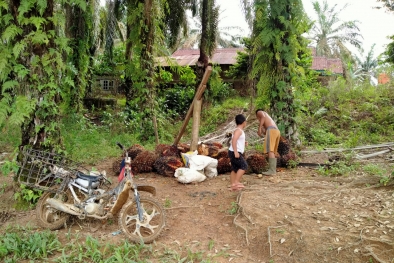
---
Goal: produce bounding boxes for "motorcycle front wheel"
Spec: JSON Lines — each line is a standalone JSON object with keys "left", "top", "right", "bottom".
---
{"left": 36, "top": 190, "right": 72, "bottom": 230}
{"left": 118, "top": 196, "right": 165, "bottom": 243}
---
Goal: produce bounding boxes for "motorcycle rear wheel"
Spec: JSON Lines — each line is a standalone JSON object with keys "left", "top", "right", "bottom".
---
{"left": 36, "top": 190, "right": 72, "bottom": 230}
{"left": 118, "top": 196, "right": 165, "bottom": 243}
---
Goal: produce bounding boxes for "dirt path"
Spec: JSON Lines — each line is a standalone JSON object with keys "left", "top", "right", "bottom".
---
{"left": 1, "top": 156, "right": 393, "bottom": 263}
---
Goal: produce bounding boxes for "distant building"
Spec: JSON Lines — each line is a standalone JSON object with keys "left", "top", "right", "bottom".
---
{"left": 378, "top": 73, "right": 390, "bottom": 84}
{"left": 96, "top": 47, "right": 344, "bottom": 92}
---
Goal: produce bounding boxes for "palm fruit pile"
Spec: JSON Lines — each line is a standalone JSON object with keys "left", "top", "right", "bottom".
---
{"left": 279, "top": 151, "right": 297, "bottom": 167}
{"left": 161, "top": 144, "right": 181, "bottom": 158}
{"left": 153, "top": 156, "right": 184, "bottom": 177}
{"left": 277, "top": 136, "right": 291, "bottom": 156}
{"left": 217, "top": 157, "right": 232, "bottom": 174}
{"left": 277, "top": 136, "right": 297, "bottom": 167}
{"left": 155, "top": 144, "right": 171, "bottom": 156}
{"left": 112, "top": 157, "right": 123, "bottom": 175}
{"left": 127, "top": 144, "right": 144, "bottom": 159}
{"left": 131, "top": 150, "right": 157, "bottom": 173}
{"left": 197, "top": 142, "right": 224, "bottom": 158}
{"left": 177, "top": 143, "right": 191, "bottom": 153}
{"left": 245, "top": 152, "right": 268, "bottom": 173}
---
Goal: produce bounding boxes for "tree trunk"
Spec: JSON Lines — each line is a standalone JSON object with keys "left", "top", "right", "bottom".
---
{"left": 142, "top": 0, "right": 159, "bottom": 144}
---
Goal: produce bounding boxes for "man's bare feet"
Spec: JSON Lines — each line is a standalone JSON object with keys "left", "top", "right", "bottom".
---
{"left": 228, "top": 183, "right": 245, "bottom": 191}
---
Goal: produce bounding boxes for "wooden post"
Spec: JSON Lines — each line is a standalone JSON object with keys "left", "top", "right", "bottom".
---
{"left": 190, "top": 99, "right": 202, "bottom": 151}
{"left": 173, "top": 66, "right": 212, "bottom": 146}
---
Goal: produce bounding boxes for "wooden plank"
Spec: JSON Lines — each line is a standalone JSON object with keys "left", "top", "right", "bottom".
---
{"left": 301, "top": 143, "right": 394, "bottom": 154}
{"left": 173, "top": 66, "right": 212, "bottom": 146}
{"left": 356, "top": 147, "right": 393, "bottom": 160}
{"left": 190, "top": 99, "right": 202, "bottom": 151}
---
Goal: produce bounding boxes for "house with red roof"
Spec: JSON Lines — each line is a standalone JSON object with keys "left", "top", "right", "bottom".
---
{"left": 97, "top": 47, "right": 343, "bottom": 93}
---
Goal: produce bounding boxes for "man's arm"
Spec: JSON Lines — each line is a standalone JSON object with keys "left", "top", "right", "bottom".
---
{"left": 257, "top": 113, "right": 266, "bottom": 137}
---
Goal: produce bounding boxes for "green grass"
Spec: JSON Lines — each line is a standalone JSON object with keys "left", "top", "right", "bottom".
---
{"left": 0, "top": 225, "right": 224, "bottom": 262}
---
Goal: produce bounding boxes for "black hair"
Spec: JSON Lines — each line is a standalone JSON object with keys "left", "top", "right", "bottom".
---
{"left": 255, "top": 109, "right": 264, "bottom": 115}
{"left": 235, "top": 114, "right": 246, "bottom": 125}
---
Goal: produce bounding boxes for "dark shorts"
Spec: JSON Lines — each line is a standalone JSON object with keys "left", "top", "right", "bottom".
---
{"left": 228, "top": 150, "right": 248, "bottom": 172}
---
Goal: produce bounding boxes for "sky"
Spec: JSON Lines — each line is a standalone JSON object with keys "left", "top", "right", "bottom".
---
{"left": 216, "top": 0, "right": 394, "bottom": 57}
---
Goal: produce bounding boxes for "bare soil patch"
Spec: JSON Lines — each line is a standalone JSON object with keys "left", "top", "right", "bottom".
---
{"left": 0, "top": 153, "right": 393, "bottom": 263}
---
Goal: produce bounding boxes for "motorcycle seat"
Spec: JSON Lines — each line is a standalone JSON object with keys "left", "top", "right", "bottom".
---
{"left": 76, "top": 172, "right": 102, "bottom": 182}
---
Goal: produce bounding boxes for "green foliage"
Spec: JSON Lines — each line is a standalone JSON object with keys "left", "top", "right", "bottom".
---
{"left": 317, "top": 153, "right": 357, "bottom": 177}
{"left": 199, "top": 97, "right": 249, "bottom": 136}
{"left": 0, "top": 160, "right": 19, "bottom": 176}
{"left": 164, "top": 198, "right": 172, "bottom": 208}
{"left": 251, "top": 0, "right": 312, "bottom": 137}
{"left": 158, "top": 84, "right": 195, "bottom": 119}
{"left": 60, "top": 113, "right": 138, "bottom": 164}
{"left": 56, "top": 235, "right": 151, "bottom": 263}
{"left": 297, "top": 78, "right": 394, "bottom": 147}
{"left": 228, "top": 201, "right": 238, "bottom": 215}
{"left": 0, "top": 226, "right": 61, "bottom": 261}
{"left": 14, "top": 184, "right": 42, "bottom": 207}
{"left": 205, "top": 65, "right": 235, "bottom": 105}
{"left": 363, "top": 164, "right": 393, "bottom": 186}
{"left": 93, "top": 45, "right": 126, "bottom": 76}
{"left": 383, "top": 35, "right": 394, "bottom": 64}
{"left": 226, "top": 38, "right": 252, "bottom": 80}
{"left": 0, "top": 0, "right": 71, "bottom": 150}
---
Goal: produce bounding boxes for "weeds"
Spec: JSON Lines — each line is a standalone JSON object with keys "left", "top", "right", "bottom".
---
{"left": 228, "top": 201, "right": 238, "bottom": 215}
{"left": 0, "top": 226, "right": 61, "bottom": 261}
{"left": 164, "top": 198, "right": 172, "bottom": 208}
{"left": 208, "top": 239, "right": 215, "bottom": 250}
{"left": 13, "top": 184, "right": 42, "bottom": 209}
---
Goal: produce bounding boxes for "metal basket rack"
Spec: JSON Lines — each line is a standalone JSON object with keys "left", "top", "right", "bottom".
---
{"left": 16, "top": 148, "right": 86, "bottom": 193}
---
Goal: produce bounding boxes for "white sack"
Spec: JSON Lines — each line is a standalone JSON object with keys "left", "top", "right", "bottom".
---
{"left": 181, "top": 150, "right": 198, "bottom": 168}
{"left": 174, "top": 167, "right": 206, "bottom": 184}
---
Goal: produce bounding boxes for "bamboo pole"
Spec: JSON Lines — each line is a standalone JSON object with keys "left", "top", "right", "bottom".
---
{"left": 190, "top": 99, "right": 202, "bottom": 151}
{"left": 173, "top": 66, "right": 212, "bottom": 146}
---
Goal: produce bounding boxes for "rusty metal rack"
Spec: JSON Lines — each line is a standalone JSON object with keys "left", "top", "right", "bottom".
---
{"left": 16, "top": 148, "right": 85, "bottom": 193}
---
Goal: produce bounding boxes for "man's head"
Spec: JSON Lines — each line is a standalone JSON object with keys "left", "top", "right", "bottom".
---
{"left": 255, "top": 109, "right": 264, "bottom": 115}
{"left": 235, "top": 114, "right": 246, "bottom": 125}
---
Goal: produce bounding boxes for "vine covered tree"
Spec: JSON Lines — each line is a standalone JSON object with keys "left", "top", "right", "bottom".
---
{"left": 0, "top": 0, "right": 70, "bottom": 151}
{"left": 65, "top": 0, "right": 101, "bottom": 112}
{"left": 251, "top": 0, "right": 311, "bottom": 143}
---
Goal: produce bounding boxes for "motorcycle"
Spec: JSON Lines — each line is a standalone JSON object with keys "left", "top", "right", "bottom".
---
{"left": 16, "top": 143, "right": 165, "bottom": 244}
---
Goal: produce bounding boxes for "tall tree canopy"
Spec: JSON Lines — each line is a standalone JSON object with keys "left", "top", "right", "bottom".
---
{"left": 308, "top": 0, "right": 362, "bottom": 57}
{"left": 251, "top": 0, "right": 311, "bottom": 142}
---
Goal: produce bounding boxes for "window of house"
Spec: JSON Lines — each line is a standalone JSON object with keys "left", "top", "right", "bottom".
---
{"left": 102, "top": 80, "right": 114, "bottom": 91}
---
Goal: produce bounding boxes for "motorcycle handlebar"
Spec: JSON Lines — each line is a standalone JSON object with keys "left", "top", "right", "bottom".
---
{"left": 116, "top": 142, "right": 124, "bottom": 150}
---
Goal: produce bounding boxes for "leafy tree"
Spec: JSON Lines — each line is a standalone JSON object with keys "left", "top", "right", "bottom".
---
{"left": 375, "top": 1, "right": 394, "bottom": 64}
{"left": 376, "top": 0, "right": 394, "bottom": 12}
{"left": 384, "top": 35, "right": 394, "bottom": 64}
{"left": 64, "top": 0, "right": 101, "bottom": 112}
{"left": 308, "top": 0, "right": 362, "bottom": 57}
{"left": 250, "top": 0, "right": 312, "bottom": 143}
{"left": 177, "top": 17, "right": 243, "bottom": 49}
{"left": 0, "top": 0, "right": 69, "bottom": 150}
{"left": 354, "top": 44, "right": 378, "bottom": 83}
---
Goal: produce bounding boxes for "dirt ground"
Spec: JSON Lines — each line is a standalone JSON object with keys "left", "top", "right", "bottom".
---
{"left": 1, "top": 151, "right": 393, "bottom": 263}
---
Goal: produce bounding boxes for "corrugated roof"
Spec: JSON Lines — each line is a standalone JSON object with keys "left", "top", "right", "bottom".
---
{"left": 156, "top": 48, "right": 244, "bottom": 67}
{"left": 157, "top": 48, "right": 343, "bottom": 74}
{"left": 311, "top": 56, "right": 343, "bottom": 74}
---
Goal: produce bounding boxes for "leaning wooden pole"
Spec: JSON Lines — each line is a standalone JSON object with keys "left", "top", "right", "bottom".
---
{"left": 190, "top": 99, "right": 202, "bottom": 151}
{"left": 173, "top": 66, "right": 212, "bottom": 146}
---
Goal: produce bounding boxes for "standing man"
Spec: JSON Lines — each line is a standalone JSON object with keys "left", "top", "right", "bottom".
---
{"left": 256, "top": 109, "right": 280, "bottom": 175}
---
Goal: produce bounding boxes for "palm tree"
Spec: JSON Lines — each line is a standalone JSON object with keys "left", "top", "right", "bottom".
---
{"left": 353, "top": 44, "right": 379, "bottom": 84}
{"left": 176, "top": 16, "right": 243, "bottom": 50}
{"left": 308, "top": 0, "right": 363, "bottom": 58}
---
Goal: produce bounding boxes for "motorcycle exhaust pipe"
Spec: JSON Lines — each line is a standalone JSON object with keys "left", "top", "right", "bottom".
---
{"left": 46, "top": 198, "right": 82, "bottom": 216}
